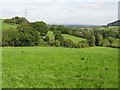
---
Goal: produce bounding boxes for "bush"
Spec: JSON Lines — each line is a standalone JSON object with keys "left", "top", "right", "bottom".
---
{"left": 54, "top": 40, "right": 60, "bottom": 47}
{"left": 64, "top": 39, "right": 75, "bottom": 48}
{"left": 44, "top": 36, "right": 50, "bottom": 42}
{"left": 78, "top": 41, "right": 89, "bottom": 48}
{"left": 108, "top": 37, "right": 115, "bottom": 43}
{"left": 102, "top": 39, "right": 110, "bottom": 47}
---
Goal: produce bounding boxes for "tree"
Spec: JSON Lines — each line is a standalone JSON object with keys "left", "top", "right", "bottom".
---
{"left": 78, "top": 41, "right": 89, "bottom": 48}
{"left": 108, "top": 37, "right": 115, "bottom": 43}
{"left": 96, "top": 34, "right": 103, "bottom": 46}
{"left": 30, "top": 21, "right": 49, "bottom": 36}
{"left": 54, "top": 40, "right": 60, "bottom": 47}
{"left": 88, "top": 35, "right": 95, "bottom": 46}
{"left": 16, "top": 24, "right": 42, "bottom": 46}
{"left": 102, "top": 39, "right": 110, "bottom": 47}
{"left": 44, "top": 36, "right": 50, "bottom": 42}
{"left": 16, "top": 17, "right": 29, "bottom": 24}
{"left": 57, "top": 25, "right": 67, "bottom": 34}
{"left": 53, "top": 30, "right": 64, "bottom": 44}
{"left": 64, "top": 39, "right": 75, "bottom": 48}
{"left": 50, "top": 25, "right": 57, "bottom": 31}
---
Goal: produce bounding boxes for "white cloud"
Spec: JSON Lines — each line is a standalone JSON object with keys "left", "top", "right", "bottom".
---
{"left": 0, "top": 1, "right": 118, "bottom": 25}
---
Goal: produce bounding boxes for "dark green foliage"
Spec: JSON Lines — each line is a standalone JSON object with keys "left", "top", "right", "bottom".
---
{"left": 50, "top": 25, "right": 57, "bottom": 31}
{"left": 78, "top": 41, "right": 89, "bottom": 48}
{"left": 108, "top": 37, "right": 115, "bottom": 43}
{"left": 16, "top": 17, "right": 29, "bottom": 25}
{"left": 44, "top": 36, "right": 50, "bottom": 42}
{"left": 96, "top": 34, "right": 103, "bottom": 46}
{"left": 64, "top": 39, "right": 75, "bottom": 48}
{"left": 30, "top": 21, "right": 49, "bottom": 36}
{"left": 4, "top": 16, "right": 29, "bottom": 25}
{"left": 88, "top": 35, "right": 96, "bottom": 46}
{"left": 54, "top": 40, "right": 60, "bottom": 47}
{"left": 57, "top": 25, "right": 68, "bottom": 34}
{"left": 2, "top": 29, "right": 18, "bottom": 46}
{"left": 2, "top": 25, "right": 42, "bottom": 46}
{"left": 102, "top": 39, "right": 110, "bottom": 47}
{"left": 4, "top": 19, "right": 16, "bottom": 24}
{"left": 53, "top": 30, "right": 64, "bottom": 44}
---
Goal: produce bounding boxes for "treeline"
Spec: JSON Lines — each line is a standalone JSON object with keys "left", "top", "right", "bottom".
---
{"left": 50, "top": 25, "right": 120, "bottom": 48}
{"left": 1, "top": 16, "right": 120, "bottom": 48}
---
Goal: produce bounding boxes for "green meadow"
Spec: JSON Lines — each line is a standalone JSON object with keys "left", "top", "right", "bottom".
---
{"left": 97, "top": 26, "right": 119, "bottom": 31}
{"left": 2, "top": 47, "right": 118, "bottom": 88}
{"left": 47, "top": 31, "right": 86, "bottom": 43}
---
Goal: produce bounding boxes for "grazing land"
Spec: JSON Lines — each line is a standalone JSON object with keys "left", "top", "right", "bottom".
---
{"left": 97, "top": 26, "right": 119, "bottom": 31}
{"left": 47, "top": 31, "right": 86, "bottom": 43}
{"left": 2, "top": 47, "right": 118, "bottom": 88}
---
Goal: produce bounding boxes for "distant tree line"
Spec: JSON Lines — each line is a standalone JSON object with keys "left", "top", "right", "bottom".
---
{"left": 1, "top": 16, "right": 120, "bottom": 48}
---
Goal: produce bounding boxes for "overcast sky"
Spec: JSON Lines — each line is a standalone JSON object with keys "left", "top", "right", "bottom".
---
{"left": 0, "top": 0, "right": 119, "bottom": 25}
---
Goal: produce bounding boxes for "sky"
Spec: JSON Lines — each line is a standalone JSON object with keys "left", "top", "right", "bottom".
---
{"left": 0, "top": 0, "right": 119, "bottom": 25}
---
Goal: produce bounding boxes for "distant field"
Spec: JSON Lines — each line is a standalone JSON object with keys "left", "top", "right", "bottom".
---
{"left": 2, "top": 47, "right": 118, "bottom": 88}
{"left": 97, "top": 26, "right": 119, "bottom": 31}
{"left": 0, "top": 19, "right": 17, "bottom": 31}
{"left": 47, "top": 31, "right": 86, "bottom": 43}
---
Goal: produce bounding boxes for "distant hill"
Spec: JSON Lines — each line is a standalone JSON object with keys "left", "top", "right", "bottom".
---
{"left": 107, "top": 20, "right": 120, "bottom": 26}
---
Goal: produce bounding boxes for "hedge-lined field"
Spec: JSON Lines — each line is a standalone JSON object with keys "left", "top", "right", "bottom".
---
{"left": 47, "top": 31, "right": 86, "bottom": 43}
{"left": 2, "top": 47, "right": 118, "bottom": 88}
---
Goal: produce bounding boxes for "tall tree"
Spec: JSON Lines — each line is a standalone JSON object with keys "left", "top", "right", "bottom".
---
{"left": 88, "top": 35, "right": 95, "bottom": 46}
{"left": 96, "top": 34, "right": 103, "bottom": 46}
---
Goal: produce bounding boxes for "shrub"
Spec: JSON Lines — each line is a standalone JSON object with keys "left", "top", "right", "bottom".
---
{"left": 44, "top": 36, "right": 50, "bottom": 42}
{"left": 54, "top": 40, "right": 60, "bottom": 47}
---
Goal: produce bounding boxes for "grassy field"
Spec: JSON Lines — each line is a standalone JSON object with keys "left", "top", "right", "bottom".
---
{"left": 47, "top": 31, "right": 86, "bottom": 43}
{"left": 97, "top": 26, "right": 119, "bottom": 31}
{"left": 2, "top": 47, "right": 118, "bottom": 88}
{"left": 0, "top": 19, "right": 17, "bottom": 31}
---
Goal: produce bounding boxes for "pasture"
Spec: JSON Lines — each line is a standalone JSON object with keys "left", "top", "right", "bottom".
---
{"left": 2, "top": 47, "right": 118, "bottom": 88}
{"left": 47, "top": 31, "right": 86, "bottom": 43}
{"left": 97, "top": 26, "right": 119, "bottom": 31}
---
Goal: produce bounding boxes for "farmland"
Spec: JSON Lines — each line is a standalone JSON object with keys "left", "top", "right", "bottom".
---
{"left": 47, "top": 31, "right": 86, "bottom": 43}
{"left": 97, "top": 26, "right": 119, "bottom": 31}
{"left": 2, "top": 47, "right": 118, "bottom": 88}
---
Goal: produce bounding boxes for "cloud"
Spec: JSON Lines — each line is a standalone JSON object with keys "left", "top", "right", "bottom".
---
{"left": 0, "top": 1, "right": 118, "bottom": 25}
{"left": 0, "top": 0, "right": 119, "bottom": 2}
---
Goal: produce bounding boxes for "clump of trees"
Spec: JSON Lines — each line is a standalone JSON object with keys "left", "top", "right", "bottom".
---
{"left": 30, "top": 21, "right": 49, "bottom": 36}
{"left": 4, "top": 16, "right": 29, "bottom": 25}
{"left": 2, "top": 24, "right": 43, "bottom": 46}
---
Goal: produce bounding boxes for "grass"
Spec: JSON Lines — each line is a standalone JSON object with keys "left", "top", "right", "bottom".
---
{"left": 2, "top": 47, "right": 118, "bottom": 88}
{"left": 62, "top": 34, "right": 86, "bottom": 43}
{"left": 97, "top": 26, "right": 119, "bottom": 31}
{"left": 47, "top": 31, "right": 86, "bottom": 43}
{"left": 0, "top": 19, "right": 17, "bottom": 31}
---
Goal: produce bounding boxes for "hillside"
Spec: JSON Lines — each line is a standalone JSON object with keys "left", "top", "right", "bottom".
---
{"left": 107, "top": 20, "right": 120, "bottom": 26}
{"left": 47, "top": 31, "right": 86, "bottom": 43}
{"left": 0, "top": 19, "right": 17, "bottom": 31}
